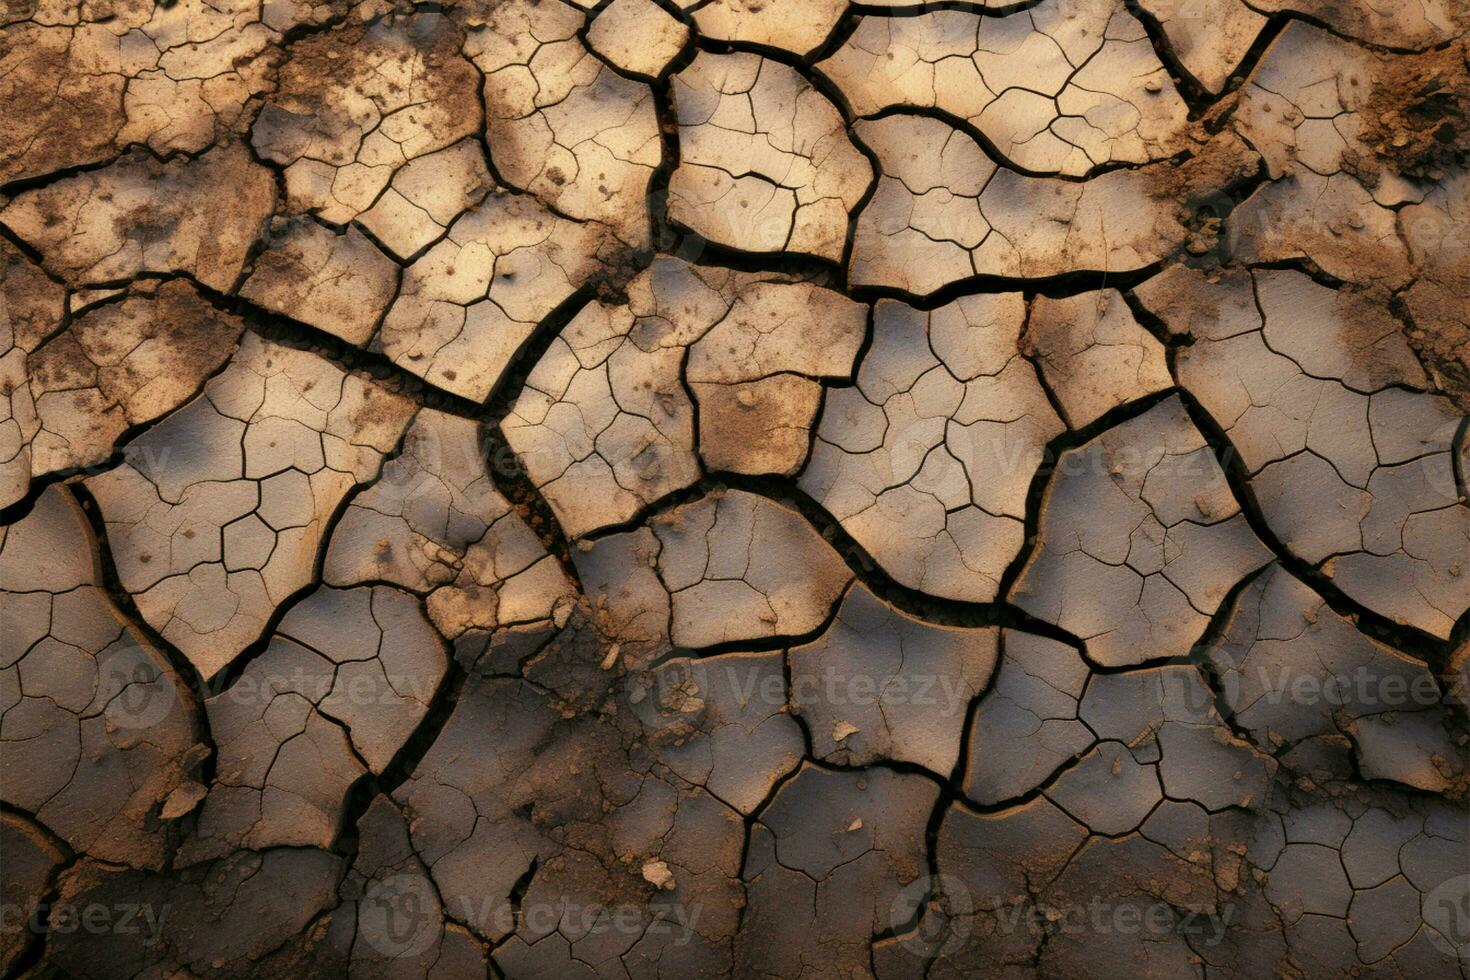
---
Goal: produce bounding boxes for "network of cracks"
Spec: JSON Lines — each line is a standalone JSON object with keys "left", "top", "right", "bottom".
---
{"left": 1, "top": 0, "right": 1469, "bottom": 977}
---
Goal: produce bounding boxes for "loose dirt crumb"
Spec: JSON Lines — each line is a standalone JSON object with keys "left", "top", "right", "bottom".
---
{"left": 1358, "top": 40, "right": 1470, "bottom": 182}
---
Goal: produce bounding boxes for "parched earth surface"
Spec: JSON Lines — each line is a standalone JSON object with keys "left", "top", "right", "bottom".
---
{"left": 1, "top": 1, "right": 1469, "bottom": 978}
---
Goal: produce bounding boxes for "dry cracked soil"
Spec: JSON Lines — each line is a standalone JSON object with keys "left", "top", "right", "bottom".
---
{"left": 1, "top": 0, "right": 1469, "bottom": 977}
